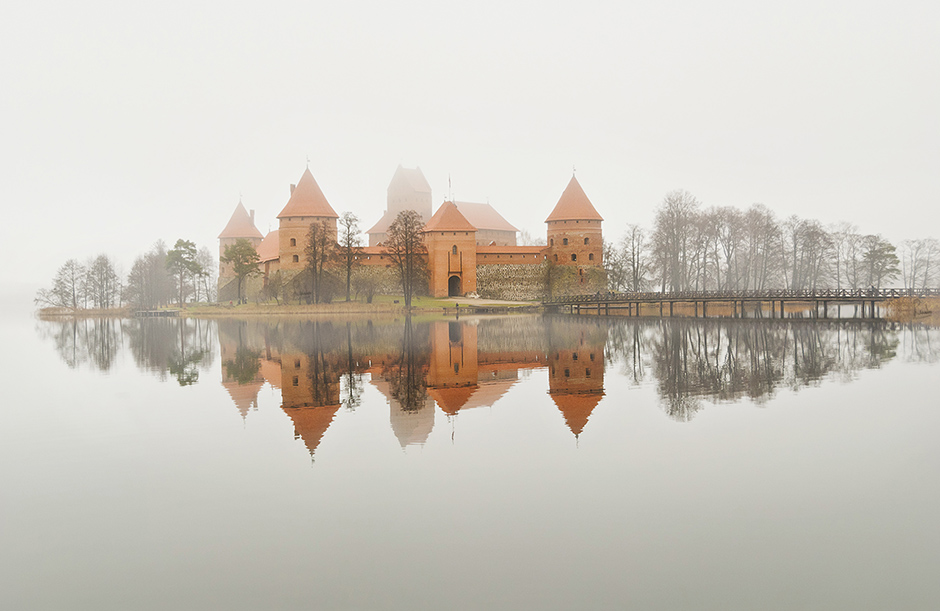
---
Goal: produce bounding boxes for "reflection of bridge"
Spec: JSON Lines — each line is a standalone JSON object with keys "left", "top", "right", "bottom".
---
{"left": 544, "top": 288, "right": 940, "bottom": 318}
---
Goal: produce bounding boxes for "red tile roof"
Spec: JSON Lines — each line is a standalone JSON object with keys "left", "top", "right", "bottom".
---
{"left": 423, "top": 201, "right": 476, "bottom": 232}
{"left": 545, "top": 176, "right": 603, "bottom": 223}
{"left": 218, "top": 201, "right": 263, "bottom": 239}
{"left": 277, "top": 168, "right": 339, "bottom": 219}
{"left": 366, "top": 210, "right": 394, "bottom": 236}
{"left": 551, "top": 391, "right": 604, "bottom": 436}
{"left": 455, "top": 201, "right": 518, "bottom": 232}
{"left": 257, "top": 230, "right": 279, "bottom": 262}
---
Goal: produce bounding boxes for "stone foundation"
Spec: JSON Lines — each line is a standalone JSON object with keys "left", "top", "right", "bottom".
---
{"left": 476, "top": 263, "right": 549, "bottom": 301}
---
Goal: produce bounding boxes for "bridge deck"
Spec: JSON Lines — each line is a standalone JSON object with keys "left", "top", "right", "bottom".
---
{"left": 543, "top": 288, "right": 939, "bottom": 319}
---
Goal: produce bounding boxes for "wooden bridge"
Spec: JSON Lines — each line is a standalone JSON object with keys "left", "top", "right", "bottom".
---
{"left": 543, "top": 288, "right": 940, "bottom": 319}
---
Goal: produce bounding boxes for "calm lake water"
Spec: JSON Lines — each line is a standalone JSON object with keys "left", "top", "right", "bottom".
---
{"left": 3, "top": 312, "right": 939, "bottom": 610}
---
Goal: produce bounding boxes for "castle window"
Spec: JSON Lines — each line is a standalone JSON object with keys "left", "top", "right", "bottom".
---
{"left": 293, "top": 255, "right": 299, "bottom": 263}
{"left": 290, "top": 238, "right": 296, "bottom": 247}
{"left": 589, "top": 253, "right": 594, "bottom": 261}
{"left": 554, "top": 254, "right": 558, "bottom": 262}
{"left": 550, "top": 239, "right": 554, "bottom": 246}
{"left": 586, "top": 369, "right": 591, "bottom": 377}
{"left": 452, "top": 245, "right": 458, "bottom": 255}
{"left": 294, "top": 359, "right": 301, "bottom": 368}
{"left": 590, "top": 353, "right": 595, "bottom": 361}
{"left": 571, "top": 254, "right": 577, "bottom": 261}
{"left": 564, "top": 368, "right": 570, "bottom": 378}
{"left": 584, "top": 237, "right": 589, "bottom": 245}
{"left": 292, "top": 376, "right": 299, "bottom": 386}
{"left": 573, "top": 353, "right": 578, "bottom": 361}
{"left": 563, "top": 238, "right": 568, "bottom": 246}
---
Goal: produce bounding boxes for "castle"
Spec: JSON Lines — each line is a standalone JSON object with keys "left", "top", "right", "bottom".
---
{"left": 218, "top": 165, "right": 606, "bottom": 301}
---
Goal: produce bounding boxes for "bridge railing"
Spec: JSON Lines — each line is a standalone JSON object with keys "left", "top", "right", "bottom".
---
{"left": 543, "top": 288, "right": 940, "bottom": 305}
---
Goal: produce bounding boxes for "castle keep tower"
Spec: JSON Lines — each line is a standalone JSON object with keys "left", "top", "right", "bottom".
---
{"left": 218, "top": 200, "right": 263, "bottom": 282}
{"left": 367, "top": 165, "right": 433, "bottom": 246}
{"left": 277, "top": 168, "right": 339, "bottom": 272}
{"left": 423, "top": 201, "right": 477, "bottom": 297}
{"left": 545, "top": 176, "right": 604, "bottom": 267}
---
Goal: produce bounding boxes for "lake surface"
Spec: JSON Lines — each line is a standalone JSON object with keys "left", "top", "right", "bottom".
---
{"left": 3, "top": 312, "right": 939, "bottom": 610}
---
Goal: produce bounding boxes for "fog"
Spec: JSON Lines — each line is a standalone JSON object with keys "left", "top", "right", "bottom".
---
{"left": 2, "top": 0, "right": 937, "bottom": 296}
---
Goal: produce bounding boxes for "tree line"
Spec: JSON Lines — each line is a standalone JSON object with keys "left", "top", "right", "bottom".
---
{"left": 36, "top": 239, "right": 217, "bottom": 311}
{"left": 604, "top": 190, "right": 940, "bottom": 293}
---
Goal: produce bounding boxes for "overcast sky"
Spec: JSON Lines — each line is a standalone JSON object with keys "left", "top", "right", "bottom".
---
{"left": 2, "top": 0, "right": 937, "bottom": 297}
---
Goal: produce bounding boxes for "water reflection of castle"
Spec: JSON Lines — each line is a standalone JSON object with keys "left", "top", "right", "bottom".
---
{"left": 41, "top": 315, "right": 930, "bottom": 455}
{"left": 218, "top": 317, "right": 608, "bottom": 456}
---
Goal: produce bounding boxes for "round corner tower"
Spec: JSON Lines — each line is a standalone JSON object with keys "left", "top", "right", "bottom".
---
{"left": 545, "top": 175, "right": 604, "bottom": 267}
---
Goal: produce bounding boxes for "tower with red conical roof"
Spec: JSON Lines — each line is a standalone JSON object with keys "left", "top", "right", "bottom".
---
{"left": 277, "top": 167, "right": 339, "bottom": 272}
{"left": 218, "top": 200, "right": 264, "bottom": 283}
{"left": 545, "top": 175, "right": 604, "bottom": 268}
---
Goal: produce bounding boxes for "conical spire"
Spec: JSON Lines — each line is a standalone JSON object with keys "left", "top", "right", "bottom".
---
{"left": 551, "top": 392, "right": 603, "bottom": 436}
{"left": 545, "top": 175, "right": 603, "bottom": 223}
{"left": 218, "top": 201, "right": 263, "bottom": 239}
{"left": 277, "top": 167, "right": 339, "bottom": 219}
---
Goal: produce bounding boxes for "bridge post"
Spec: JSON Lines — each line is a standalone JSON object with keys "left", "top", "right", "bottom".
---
{"left": 660, "top": 302, "right": 664, "bottom": 316}
{"left": 823, "top": 301, "right": 828, "bottom": 318}
{"left": 694, "top": 301, "right": 698, "bottom": 317}
{"left": 703, "top": 301, "right": 707, "bottom": 317}
{"left": 669, "top": 302, "right": 674, "bottom": 317}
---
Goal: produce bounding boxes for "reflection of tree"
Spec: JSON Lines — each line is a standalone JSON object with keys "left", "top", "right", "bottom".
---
{"left": 898, "top": 323, "right": 939, "bottom": 364}
{"left": 609, "top": 319, "right": 904, "bottom": 421}
{"left": 39, "top": 318, "right": 122, "bottom": 371}
{"left": 342, "top": 322, "right": 363, "bottom": 411}
{"left": 126, "top": 318, "right": 214, "bottom": 385}
{"left": 39, "top": 317, "right": 215, "bottom": 384}
{"left": 222, "top": 345, "right": 262, "bottom": 384}
{"left": 387, "top": 317, "right": 429, "bottom": 411}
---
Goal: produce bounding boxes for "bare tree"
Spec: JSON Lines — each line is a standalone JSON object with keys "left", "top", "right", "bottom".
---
{"left": 902, "top": 238, "right": 940, "bottom": 290}
{"left": 85, "top": 255, "right": 121, "bottom": 309}
{"left": 304, "top": 220, "right": 337, "bottom": 303}
{"left": 742, "top": 204, "right": 780, "bottom": 290}
{"left": 620, "top": 224, "right": 650, "bottom": 291}
{"left": 195, "top": 246, "right": 216, "bottom": 302}
{"left": 603, "top": 239, "right": 627, "bottom": 292}
{"left": 35, "top": 259, "right": 86, "bottom": 309}
{"left": 518, "top": 229, "right": 547, "bottom": 246}
{"left": 386, "top": 210, "right": 427, "bottom": 308}
{"left": 337, "top": 212, "right": 361, "bottom": 301}
{"left": 651, "top": 190, "right": 700, "bottom": 291}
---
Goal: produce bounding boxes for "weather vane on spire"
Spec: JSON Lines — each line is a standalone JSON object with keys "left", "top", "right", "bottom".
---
{"left": 306, "top": 155, "right": 310, "bottom": 168}
{"left": 573, "top": 164, "right": 577, "bottom": 176}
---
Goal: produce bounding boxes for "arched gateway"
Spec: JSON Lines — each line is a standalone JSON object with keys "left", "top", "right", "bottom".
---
{"left": 448, "top": 275, "right": 461, "bottom": 296}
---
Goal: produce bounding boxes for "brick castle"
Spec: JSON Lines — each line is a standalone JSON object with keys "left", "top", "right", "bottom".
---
{"left": 218, "top": 165, "right": 606, "bottom": 300}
